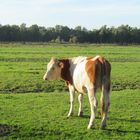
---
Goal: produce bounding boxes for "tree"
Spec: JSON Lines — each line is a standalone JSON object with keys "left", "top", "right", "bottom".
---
{"left": 116, "top": 25, "right": 131, "bottom": 44}
{"left": 28, "top": 24, "right": 40, "bottom": 41}
{"left": 75, "top": 26, "right": 82, "bottom": 31}
{"left": 55, "top": 36, "right": 61, "bottom": 43}
{"left": 0, "top": 24, "right": 140, "bottom": 44}
{"left": 20, "top": 23, "right": 28, "bottom": 41}
{"left": 69, "top": 36, "right": 78, "bottom": 43}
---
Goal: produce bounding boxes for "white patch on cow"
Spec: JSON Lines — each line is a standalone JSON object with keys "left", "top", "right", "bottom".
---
{"left": 71, "top": 56, "right": 86, "bottom": 64}
{"left": 69, "top": 56, "right": 87, "bottom": 93}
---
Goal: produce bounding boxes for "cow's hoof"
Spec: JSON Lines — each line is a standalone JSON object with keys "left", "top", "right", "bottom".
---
{"left": 67, "top": 113, "right": 73, "bottom": 118}
{"left": 67, "top": 116, "right": 71, "bottom": 118}
{"left": 87, "top": 124, "right": 93, "bottom": 129}
{"left": 67, "top": 115, "right": 71, "bottom": 118}
{"left": 78, "top": 111, "right": 83, "bottom": 117}
{"left": 101, "top": 124, "right": 106, "bottom": 130}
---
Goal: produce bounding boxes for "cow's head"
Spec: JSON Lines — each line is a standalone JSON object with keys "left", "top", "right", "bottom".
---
{"left": 43, "top": 58, "right": 64, "bottom": 81}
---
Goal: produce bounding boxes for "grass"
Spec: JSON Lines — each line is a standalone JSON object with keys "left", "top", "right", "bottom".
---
{"left": 0, "top": 43, "right": 140, "bottom": 139}
{"left": 0, "top": 43, "right": 140, "bottom": 93}
{"left": 0, "top": 90, "right": 140, "bottom": 139}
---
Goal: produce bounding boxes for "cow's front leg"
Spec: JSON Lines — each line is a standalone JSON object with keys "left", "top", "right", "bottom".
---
{"left": 67, "top": 85, "right": 75, "bottom": 117}
{"left": 78, "top": 93, "right": 83, "bottom": 117}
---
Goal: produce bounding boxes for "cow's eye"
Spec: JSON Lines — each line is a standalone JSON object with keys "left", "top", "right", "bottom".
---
{"left": 52, "top": 67, "right": 55, "bottom": 70}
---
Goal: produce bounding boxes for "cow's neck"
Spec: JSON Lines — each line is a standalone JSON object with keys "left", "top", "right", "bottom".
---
{"left": 60, "top": 59, "right": 73, "bottom": 85}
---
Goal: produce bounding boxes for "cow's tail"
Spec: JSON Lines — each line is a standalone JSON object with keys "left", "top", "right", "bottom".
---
{"left": 100, "top": 58, "right": 111, "bottom": 119}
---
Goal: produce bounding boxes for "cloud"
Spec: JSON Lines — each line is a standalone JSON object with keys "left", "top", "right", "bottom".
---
{"left": 0, "top": 0, "right": 66, "bottom": 8}
{"left": 46, "top": 4, "right": 140, "bottom": 16}
{"left": 0, "top": 0, "right": 140, "bottom": 28}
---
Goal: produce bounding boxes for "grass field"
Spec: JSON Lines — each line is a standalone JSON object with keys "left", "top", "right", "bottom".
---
{"left": 0, "top": 90, "right": 140, "bottom": 139}
{"left": 0, "top": 43, "right": 140, "bottom": 139}
{"left": 0, "top": 43, "right": 139, "bottom": 93}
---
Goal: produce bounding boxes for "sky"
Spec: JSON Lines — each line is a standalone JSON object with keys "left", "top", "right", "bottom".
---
{"left": 0, "top": 0, "right": 140, "bottom": 29}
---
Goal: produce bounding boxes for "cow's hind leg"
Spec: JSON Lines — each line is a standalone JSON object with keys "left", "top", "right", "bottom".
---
{"left": 87, "top": 87, "right": 98, "bottom": 129}
{"left": 78, "top": 93, "right": 83, "bottom": 117}
{"left": 100, "top": 85, "right": 110, "bottom": 129}
{"left": 67, "top": 85, "right": 75, "bottom": 117}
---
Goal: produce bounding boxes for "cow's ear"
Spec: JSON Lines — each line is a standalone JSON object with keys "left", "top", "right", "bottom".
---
{"left": 58, "top": 62, "right": 64, "bottom": 68}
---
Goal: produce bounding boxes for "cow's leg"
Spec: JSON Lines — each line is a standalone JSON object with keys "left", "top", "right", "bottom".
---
{"left": 87, "top": 87, "right": 97, "bottom": 129}
{"left": 100, "top": 84, "right": 110, "bottom": 129}
{"left": 67, "top": 85, "right": 75, "bottom": 117}
{"left": 78, "top": 93, "right": 83, "bottom": 117}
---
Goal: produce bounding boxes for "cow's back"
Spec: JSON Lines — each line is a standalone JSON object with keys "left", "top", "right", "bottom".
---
{"left": 70, "top": 56, "right": 111, "bottom": 93}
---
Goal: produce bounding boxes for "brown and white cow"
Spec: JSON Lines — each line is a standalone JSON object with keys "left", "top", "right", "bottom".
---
{"left": 43, "top": 56, "right": 111, "bottom": 129}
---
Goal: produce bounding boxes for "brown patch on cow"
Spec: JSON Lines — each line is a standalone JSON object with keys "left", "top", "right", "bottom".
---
{"left": 86, "top": 57, "right": 94, "bottom": 61}
{"left": 98, "top": 57, "right": 106, "bottom": 79}
{"left": 85, "top": 56, "right": 111, "bottom": 88}
{"left": 85, "top": 60, "right": 96, "bottom": 84}
{"left": 98, "top": 56, "right": 111, "bottom": 77}
{"left": 59, "top": 59, "right": 73, "bottom": 85}
{"left": 98, "top": 56, "right": 111, "bottom": 91}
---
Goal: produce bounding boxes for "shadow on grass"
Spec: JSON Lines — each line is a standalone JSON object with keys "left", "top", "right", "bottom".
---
{"left": 106, "top": 128, "right": 140, "bottom": 135}
{"left": 105, "top": 117, "right": 140, "bottom": 135}
{"left": 0, "top": 124, "right": 20, "bottom": 137}
{"left": 110, "top": 117, "right": 140, "bottom": 123}
{"left": 79, "top": 114, "right": 101, "bottom": 119}
{"left": 79, "top": 115, "right": 90, "bottom": 119}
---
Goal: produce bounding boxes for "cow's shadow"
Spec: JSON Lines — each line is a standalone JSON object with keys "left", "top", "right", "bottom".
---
{"left": 0, "top": 124, "right": 20, "bottom": 137}
{"left": 108, "top": 117, "right": 140, "bottom": 134}
{"left": 109, "top": 117, "right": 140, "bottom": 123}
{"left": 79, "top": 115, "right": 140, "bottom": 135}
{"left": 82, "top": 114, "right": 140, "bottom": 123}
{"left": 105, "top": 128, "right": 140, "bottom": 135}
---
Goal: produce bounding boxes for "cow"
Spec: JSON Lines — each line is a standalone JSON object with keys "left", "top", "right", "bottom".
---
{"left": 43, "top": 56, "right": 111, "bottom": 129}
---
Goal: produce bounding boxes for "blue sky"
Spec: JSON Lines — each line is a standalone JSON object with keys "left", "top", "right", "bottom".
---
{"left": 0, "top": 0, "right": 140, "bottom": 29}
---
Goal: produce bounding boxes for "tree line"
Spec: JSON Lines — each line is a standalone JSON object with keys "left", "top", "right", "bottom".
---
{"left": 0, "top": 24, "right": 140, "bottom": 44}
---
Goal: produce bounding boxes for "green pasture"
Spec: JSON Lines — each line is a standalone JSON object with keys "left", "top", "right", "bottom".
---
{"left": 0, "top": 43, "right": 139, "bottom": 93}
{"left": 0, "top": 90, "right": 140, "bottom": 139}
{"left": 0, "top": 43, "right": 140, "bottom": 139}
